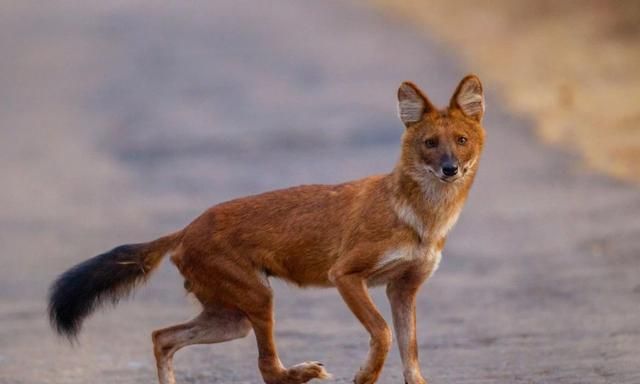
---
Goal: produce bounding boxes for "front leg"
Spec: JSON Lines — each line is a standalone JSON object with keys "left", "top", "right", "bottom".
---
{"left": 333, "top": 273, "right": 392, "bottom": 384}
{"left": 386, "top": 270, "right": 428, "bottom": 384}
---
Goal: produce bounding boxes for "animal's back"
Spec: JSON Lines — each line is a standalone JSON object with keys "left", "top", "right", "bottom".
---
{"left": 177, "top": 176, "right": 386, "bottom": 286}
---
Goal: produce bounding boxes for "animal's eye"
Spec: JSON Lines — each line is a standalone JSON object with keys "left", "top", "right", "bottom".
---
{"left": 457, "top": 136, "right": 468, "bottom": 145}
{"left": 424, "top": 138, "right": 438, "bottom": 148}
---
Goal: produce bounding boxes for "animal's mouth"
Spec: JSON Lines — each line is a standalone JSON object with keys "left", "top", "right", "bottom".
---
{"left": 439, "top": 176, "right": 457, "bottom": 183}
{"left": 426, "top": 167, "right": 464, "bottom": 184}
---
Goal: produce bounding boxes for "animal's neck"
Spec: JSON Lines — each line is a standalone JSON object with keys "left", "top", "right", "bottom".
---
{"left": 389, "top": 164, "right": 474, "bottom": 241}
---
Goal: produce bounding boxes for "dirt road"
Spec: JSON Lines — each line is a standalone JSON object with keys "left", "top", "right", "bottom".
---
{"left": 1, "top": 1, "right": 639, "bottom": 383}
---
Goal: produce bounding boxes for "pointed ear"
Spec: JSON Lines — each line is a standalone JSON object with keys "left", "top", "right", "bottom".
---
{"left": 397, "top": 81, "right": 434, "bottom": 127}
{"left": 450, "top": 75, "right": 484, "bottom": 122}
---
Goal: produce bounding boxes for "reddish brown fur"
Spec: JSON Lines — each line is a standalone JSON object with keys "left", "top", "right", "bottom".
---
{"left": 58, "top": 75, "right": 486, "bottom": 384}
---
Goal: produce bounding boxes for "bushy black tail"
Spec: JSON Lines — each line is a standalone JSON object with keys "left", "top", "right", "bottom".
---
{"left": 48, "top": 232, "right": 180, "bottom": 340}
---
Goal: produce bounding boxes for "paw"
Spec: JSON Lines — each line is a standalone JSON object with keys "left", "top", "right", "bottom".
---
{"left": 403, "top": 370, "right": 427, "bottom": 384}
{"left": 287, "top": 361, "right": 331, "bottom": 383}
{"left": 353, "top": 368, "right": 379, "bottom": 384}
{"left": 404, "top": 378, "right": 427, "bottom": 384}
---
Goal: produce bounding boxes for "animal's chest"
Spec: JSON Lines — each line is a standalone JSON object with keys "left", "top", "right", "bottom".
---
{"left": 368, "top": 198, "right": 462, "bottom": 285}
{"left": 368, "top": 243, "right": 442, "bottom": 285}
{"left": 430, "top": 208, "right": 461, "bottom": 241}
{"left": 392, "top": 197, "right": 462, "bottom": 244}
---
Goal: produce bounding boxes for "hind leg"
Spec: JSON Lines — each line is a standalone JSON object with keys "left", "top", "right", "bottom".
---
{"left": 151, "top": 308, "right": 251, "bottom": 384}
{"left": 242, "top": 284, "right": 330, "bottom": 384}
{"left": 172, "top": 243, "right": 330, "bottom": 383}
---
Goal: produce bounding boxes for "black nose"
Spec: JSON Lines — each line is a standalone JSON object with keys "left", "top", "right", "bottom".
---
{"left": 442, "top": 164, "right": 459, "bottom": 177}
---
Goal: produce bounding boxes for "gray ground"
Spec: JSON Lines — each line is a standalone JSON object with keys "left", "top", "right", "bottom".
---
{"left": 1, "top": 1, "right": 639, "bottom": 383}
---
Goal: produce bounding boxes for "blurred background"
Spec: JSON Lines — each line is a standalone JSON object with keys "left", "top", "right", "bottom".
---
{"left": 374, "top": 0, "right": 640, "bottom": 184}
{"left": 1, "top": 1, "right": 638, "bottom": 383}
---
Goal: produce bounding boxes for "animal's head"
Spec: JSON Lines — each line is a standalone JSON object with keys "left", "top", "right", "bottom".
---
{"left": 397, "top": 75, "right": 486, "bottom": 187}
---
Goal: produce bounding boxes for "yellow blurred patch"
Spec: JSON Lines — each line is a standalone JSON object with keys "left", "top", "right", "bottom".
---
{"left": 372, "top": 0, "right": 640, "bottom": 184}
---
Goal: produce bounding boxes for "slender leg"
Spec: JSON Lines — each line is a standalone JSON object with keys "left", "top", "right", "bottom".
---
{"left": 334, "top": 274, "right": 392, "bottom": 384}
{"left": 175, "top": 247, "right": 329, "bottom": 384}
{"left": 246, "top": 290, "right": 330, "bottom": 384}
{"left": 151, "top": 309, "right": 251, "bottom": 384}
{"left": 387, "top": 271, "right": 428, "bottom": 384}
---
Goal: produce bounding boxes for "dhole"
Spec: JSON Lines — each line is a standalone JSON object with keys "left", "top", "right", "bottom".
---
{"left": 49, "top": 75, "right": 486, "bottom": 384}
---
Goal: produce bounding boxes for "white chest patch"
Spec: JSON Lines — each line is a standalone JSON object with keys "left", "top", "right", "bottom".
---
{"left": 392, "top": 197, "right": 462, "bottom": 241}
{"left": 434, "top": 208, "right": 461, "bottom": 240}
{"left": 375, "top": 246, "right": 415, "bottom": 269}
{"left": 392, "top": 198, "right": 425, "bottom": 238}
{"left": 428, "top": 249, "right": 443, "bottom": 277}
{"left": 374, "top": 244, "right": 441, "bottom": 275}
